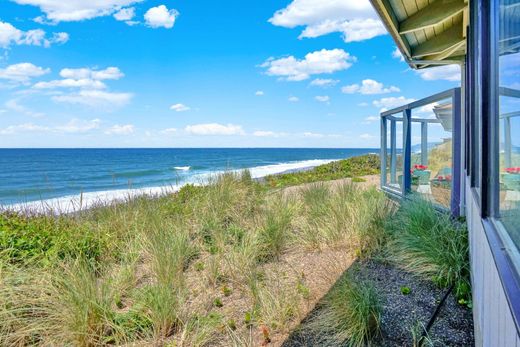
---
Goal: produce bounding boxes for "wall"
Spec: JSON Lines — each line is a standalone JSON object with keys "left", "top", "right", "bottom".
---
{"left": 467, "top": 180, "right": 520, "bottom": 346}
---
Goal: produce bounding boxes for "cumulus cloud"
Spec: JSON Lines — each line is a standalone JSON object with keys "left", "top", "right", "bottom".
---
{"left": 59, "top": 67, "right": 124, "bottom": 80}
{"left": 309, "top": 78, "right": 339, "bottom": 88}
{"left": 34, "top": 78, "right": 106, "bottom": 89}
{"left": 170, "top": 103, "right": 190, "bottom": 112}
{"left": 114, "top": 7, "right": 135, "bottom": 21}
{"left": 288, "top": 96, "right": 299, "bottom": 102}
{"left": 261, "top": 48, "right": 355, "bottom": 81}
{"left": 185, "top": 123, "right": 244, "bottom": 136}
{"left": 55, "top": 118, "right": 101, "bottom": 133}
{"left": 373, "top": 96, "right": 416, "bottom": 112}
{"left": 0, "top": 122, "right": 49, "bottom": 135}
{"left": 5, "top": 98, "right": 44, "bottom": 118}
{"left": 105, "top": 124, "right": 135, "bottom": 135}
{"left": 392, "top": 47, "right": 404, "bottom": 62}
{"left": 255, "top": 90, "right": 264, "bottom": 96}
{"left": 12, "top": 0, "right": 143, "bottom": 22}
{"left": 160, "top": 127, "right": 177, "bottom": 134}
{"left": 0, "top": 63, "right": 50, "bottom": 83}
{"left": 52, "top": 90, "right": 133, "bottom": 107}
{"left": 416, "top": 64, "right": 461, "bottom": 82}
{"left": 253, "top": 130, "right": 283, "bottom": 137}
{"left": 341, "top": 79, "right": 400, "bottom": 95}
{"left": 144, "top": 5, "right": 179, "bottom": 28}
{"left": 315, "top": 95, "right": 330, "bottom": 103}
{"left": 0, "top": 20, "right": 69, "bottom": 48}
{"left": 269, "top": 0, "right": 386, "bottom": 42}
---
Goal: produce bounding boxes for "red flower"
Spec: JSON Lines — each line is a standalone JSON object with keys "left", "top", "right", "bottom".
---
{"left": 438, "top": 175, "right": 444, "bottom": 181}
{"left": 446, "top": 175, "right": 452, "bottom": 181}
{"left": 505, "top": 167, "right": 520, "bottom": 174}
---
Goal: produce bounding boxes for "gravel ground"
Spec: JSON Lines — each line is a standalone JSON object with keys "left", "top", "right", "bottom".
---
{"left": 281, "top": 259, "right": 474, "bottom": 347}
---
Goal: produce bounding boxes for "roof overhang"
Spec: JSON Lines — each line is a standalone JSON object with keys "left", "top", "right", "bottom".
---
{"left": 369, "top": 0, "right": 468, "bottom": 70}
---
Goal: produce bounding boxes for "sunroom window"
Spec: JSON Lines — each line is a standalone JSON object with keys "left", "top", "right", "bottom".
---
{"left": 498, "top": 0, "right": 520, "bottom": 243}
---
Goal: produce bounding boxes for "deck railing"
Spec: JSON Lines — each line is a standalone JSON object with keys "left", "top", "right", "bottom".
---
{"left": 380, "top": 88, "right": 462, "bottom": 215}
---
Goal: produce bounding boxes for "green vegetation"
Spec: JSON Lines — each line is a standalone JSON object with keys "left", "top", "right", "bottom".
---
{"left": 0, "top": 165, "right": 389, "bottom": 346}
{"left": 0, "top": 155, "right": 472, "bottom": 345}
{"left": 400, "top": 286, "right": 411, "bottom": 295}
{"left": 265, "top": 154, "right": 379, "bottom": 188}
{"left": 387, "top": 196, "right": 471, "bottom": 303}
{"left": 310, "top": 274, "right": 382, "bottom": 347}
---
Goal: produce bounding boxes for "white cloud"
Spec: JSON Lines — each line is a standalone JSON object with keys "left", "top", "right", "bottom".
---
{"left": 0, "top": 63, "right": 50, "bottom": 83}
{"left": 52, "top": 90, "right": 133, "bottom": 107}
{"left": 60, "top": 67, "right": 124, "bottom": 80}
{"left": 5, "top": 98, "right": 44, "bottom": 118}
{"left": 185, "top": 123, "right": 244, "bottom": 136}
{"left": 417, "top": 65, "right": 461, "bottom": 82}
{"left": 105, "top": 124, "right": 135, "bottom": 135}
{"left": 358, "top": 102, "right": 369, "bottom": 107}
{"left": 341, "top": 79, "right": 400, "bottom": 95}
{"left": 269, "top": 0, "right": 386, "bottom": 42}
{"left": 392, "top": 47, "right": 404, "bottom": 62}
{"left": 34, "top": 78, "right": 106, "bottom": 89}
{"left": 0, "top": 122, "right": 49, "bottom": 135}
{"left": 288, "top": 96, "right": 299, "bottom": 102}
{"left": 114, "top": 7, "right": 135, "bottom": 21}
{"left": 309, "top": 78, "right": 339, "bottom": 88}
{"left": 255, "top": 90, "right": 264, "bottom": 96}
{"left": 253, "top": 130, "right": 280, "bottom": 137}
{"left": 362, "top": 115, "right": 379, "bottom": 124}
{"left": 144, "top": 5, "right": 179, "bottom": 29}
{"left": 55, "top": 118, "right": 101, "bottom": 133}
{"left": 302, "top": 132, "right": 325, "bottom": 138}
{"left": 170, "top": 103, "right": 190, "bottom": 112}
{"left": 12, "top": 0, "right": 143, "bottom": 22}
{"left": 373, "top": 96, "right": 416, "bottom": 112}
{"left": 0, "top": 20, "right": 69, "bottom": 48}
{"left": 262, "top": 49, "right": 355, "bottom": 81}
{"left": 360, "top": 133, "right": 376, "bottom": 140}
{"left": 315, "top": 95, "right": 330, "bottom": 102}
{"left": 161, "top": 127, "right": 177, "bottom": 134}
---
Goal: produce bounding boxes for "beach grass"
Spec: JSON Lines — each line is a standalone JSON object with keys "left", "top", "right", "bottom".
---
{"left": 0, "top": 156, "right": 389, "bottom": 346}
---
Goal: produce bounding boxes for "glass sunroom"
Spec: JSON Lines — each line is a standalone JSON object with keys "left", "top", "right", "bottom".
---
{"left": 370, "top": 0, "right": 520, "bottom": 345}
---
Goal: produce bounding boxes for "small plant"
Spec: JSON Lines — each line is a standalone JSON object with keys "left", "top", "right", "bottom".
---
{"left": 400, "top": 286, "right": 411, "bottom": 295}
{"left": 195, "top": 261, "right": 205, "bottom": 271}
{"left": 244, "top": 311, "right": 253, "bottom": 327}
{"left": 213, "top": 298, "right": 223, "bottom": 308}
{"left": 222, "top": 285, "right": 233, "bottom": 297}
{"left": 227, "top": 319, "right": 237, "bottom": 331}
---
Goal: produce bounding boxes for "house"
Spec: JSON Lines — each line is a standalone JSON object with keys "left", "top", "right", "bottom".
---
{"left": 369, "top": 0, "right": 520, "bottom": 345}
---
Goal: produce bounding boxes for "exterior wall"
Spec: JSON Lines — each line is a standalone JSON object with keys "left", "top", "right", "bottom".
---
{"left": 467, "top": 180, "right": 520, "bottom": 346}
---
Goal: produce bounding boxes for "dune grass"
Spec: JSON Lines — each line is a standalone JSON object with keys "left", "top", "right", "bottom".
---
{"left": 309, "top": 273, "right": 382, "bottom": 347}
{"left": 0, "top": 168, "right": 392, "bottom": 346}
{"left": 386, "top": 196, "right": 471, "bottom": 302}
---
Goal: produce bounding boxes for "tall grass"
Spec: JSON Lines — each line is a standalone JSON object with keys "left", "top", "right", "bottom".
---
{"left": 309, "top": 274, "right": 382, "bottom": 347}
{"left": 387, "top": 196, "right": 470, "bottom": 299}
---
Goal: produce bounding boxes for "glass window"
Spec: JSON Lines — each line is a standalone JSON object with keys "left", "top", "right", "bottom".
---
{"left": 411, "top": 99, "right": 454, "bottom": 208}
{"left": 498, "top": 0, "right": 520, "bottom": 244}
{"left": 382, "top": 115, "right": 403, "bottom": 193}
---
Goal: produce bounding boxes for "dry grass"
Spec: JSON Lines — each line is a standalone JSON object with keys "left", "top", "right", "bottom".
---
{"left": 0, "top": 172, "right": 390, "bottom": 346}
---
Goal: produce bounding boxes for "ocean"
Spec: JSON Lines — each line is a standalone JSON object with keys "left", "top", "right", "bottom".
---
{"left": 0, "top": 148, "right": 376, "bottom": 211}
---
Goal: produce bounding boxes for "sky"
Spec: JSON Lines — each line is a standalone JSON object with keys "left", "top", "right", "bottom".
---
{"left": 0, "top": 0, "right": 461, "bottom": 148}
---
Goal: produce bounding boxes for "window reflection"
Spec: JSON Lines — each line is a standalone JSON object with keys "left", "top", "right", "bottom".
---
{"left": 498, "top": 0, "right": 520, "bottom": 242}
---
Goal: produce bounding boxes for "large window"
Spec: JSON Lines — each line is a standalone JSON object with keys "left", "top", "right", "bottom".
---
{"left": 498, "top": 0, "right": 520, "bottom": 244}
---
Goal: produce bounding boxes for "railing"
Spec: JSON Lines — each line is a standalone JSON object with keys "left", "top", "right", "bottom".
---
{"left": 380, "top": 88, "right": 462, "bottom": 215}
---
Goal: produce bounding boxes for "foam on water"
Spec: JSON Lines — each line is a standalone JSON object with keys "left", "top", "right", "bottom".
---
{"left": 4, "top": 158, "right": 337, "bottom": 214}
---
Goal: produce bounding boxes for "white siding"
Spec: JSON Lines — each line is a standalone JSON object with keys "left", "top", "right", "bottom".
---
{"left": 467, "top": 180, "right": 520, "bottom": 346}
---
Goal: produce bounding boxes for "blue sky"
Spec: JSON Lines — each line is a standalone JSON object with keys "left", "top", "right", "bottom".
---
{"left": 0, "top": 0, "right": 461, "bottom": 148}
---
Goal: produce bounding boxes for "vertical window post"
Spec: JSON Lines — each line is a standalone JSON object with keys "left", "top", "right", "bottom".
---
{"left": 381, "top": 116, "right": 387, "bottom": 187}
{"left": 403, "top": 108, "right": 412, "bottom": 194}
{"left": 452, "top": 87, "right": 462, "bottom": 216}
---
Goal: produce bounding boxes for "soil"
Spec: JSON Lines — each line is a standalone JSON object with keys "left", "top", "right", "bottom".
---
{"left": 280, "top": 259, "right": 474, "bottom": 347}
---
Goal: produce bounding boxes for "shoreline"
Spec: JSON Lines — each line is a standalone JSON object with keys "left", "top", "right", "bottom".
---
{"left": 1, "top": 159, "right": 338, "bottom": 214}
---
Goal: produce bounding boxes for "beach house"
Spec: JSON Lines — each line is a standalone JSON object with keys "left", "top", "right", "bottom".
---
{"left": 370, "top": 0, "right": 520, "bottom": 345}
